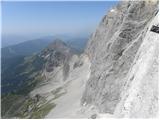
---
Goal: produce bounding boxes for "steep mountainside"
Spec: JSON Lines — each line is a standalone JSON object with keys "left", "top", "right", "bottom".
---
{"left": 114, "top": 13, "right": 159, "bottom": 118}
{"left": 1, "top": 39, "right": 77, "bottom": 118}
{"left": 81, "top": 0, "right": 158, "bottom": 118}
{"left": 1, "top": 37, "right": 86, "bottom": 76}
{"left": 1, "top": 0, "right": 159, "bottom": 119}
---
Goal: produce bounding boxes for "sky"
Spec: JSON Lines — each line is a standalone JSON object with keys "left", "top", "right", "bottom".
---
{"left": 2, "top": 1, "right": 118, "bottom": 45}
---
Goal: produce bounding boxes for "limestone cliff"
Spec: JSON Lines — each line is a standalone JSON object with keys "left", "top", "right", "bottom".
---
{"left": 114, "top": 12, "right": 159, "bottom": 118}
{"left": 82, "top": 0, "right": 159, "bottom": 117}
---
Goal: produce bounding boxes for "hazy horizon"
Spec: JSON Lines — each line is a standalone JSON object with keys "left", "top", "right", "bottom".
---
{"left": 2, "top": 1, "right": 118, "bottom": 47}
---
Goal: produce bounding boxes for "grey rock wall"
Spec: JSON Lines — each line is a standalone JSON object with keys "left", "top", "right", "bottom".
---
{"left": 82, "top": 0, "right": 158, "bottom": 115}
{"left": 114, "top": 12, "right": 159, "bottom": 118}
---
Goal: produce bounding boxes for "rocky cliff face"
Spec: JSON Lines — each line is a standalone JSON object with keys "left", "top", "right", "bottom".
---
{"left": 82, "top": 0, "right": 158, "bottom": 117}
{"left": 114, "top": 13, "right": 159, "bottom": 118}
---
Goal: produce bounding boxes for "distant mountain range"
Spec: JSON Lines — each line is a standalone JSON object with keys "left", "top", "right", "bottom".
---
{"left": 2, "top": 36, "right": 88, "bottom": 59}
{"left": 1, "top": 39, "right": 74, "bottom": 93}
{"left": 2, "top": 35, "right": 58, "bottom": 48}
{"left": 1, "top": 36, "right": 88, "bottom": 93}
{"left": 2, "top": 38, "right": 54, "bottom": 58}
{"left": 1, "top": 35, "right": 89, "bottom": 118}
{"left": 1, "top": 39, "right": 79, "bottom": 118}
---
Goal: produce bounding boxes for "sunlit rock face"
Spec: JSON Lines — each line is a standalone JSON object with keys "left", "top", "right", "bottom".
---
{"left": 81, "top": 0, "right": 158, "bottom": 117}
{"left": 114, "top": 13, "right": 159, "bottom": 118}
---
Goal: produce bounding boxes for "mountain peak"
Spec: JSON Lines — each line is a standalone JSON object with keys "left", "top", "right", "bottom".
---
{"left": 46, "top": 39, "right": 67, "bottom": 50}
{"left": 53, "top": 39, "right": 65, "bottom": 44}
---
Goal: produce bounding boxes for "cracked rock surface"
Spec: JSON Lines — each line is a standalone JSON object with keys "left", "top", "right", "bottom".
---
{"left": 82, "top": 0, "right": 159, "bottom": 117}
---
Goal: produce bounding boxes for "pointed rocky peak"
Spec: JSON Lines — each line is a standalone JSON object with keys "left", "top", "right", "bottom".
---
{"left": 37, "top": 39, "right": 76, "bottom": 73}
{"left": 53, "top": 39, "right": 67, "bottom": 46}
{"left": 39, "top": 39, "right": 72, "bottom": 58}
{"left": 47, "top": 39, "right": 68, "bottom": 51}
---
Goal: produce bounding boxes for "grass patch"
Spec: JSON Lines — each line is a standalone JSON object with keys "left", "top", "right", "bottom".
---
{"left": 13, "top": 96, "right": 55, "bottom": 119}
{"left": 29, "top": 102, "right": 56, "bottom": 119}
{"left": 1, "top": 94, "right": 24, "bottom": 117}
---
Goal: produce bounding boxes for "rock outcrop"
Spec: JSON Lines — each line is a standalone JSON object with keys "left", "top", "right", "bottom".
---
{"left": 82, "top": 0, "right": 159, "bottom": 118}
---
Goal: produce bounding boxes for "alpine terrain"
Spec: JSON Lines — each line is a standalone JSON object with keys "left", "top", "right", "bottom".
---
{"left": 1, "top": 0, "right": 159, "bottom": 118}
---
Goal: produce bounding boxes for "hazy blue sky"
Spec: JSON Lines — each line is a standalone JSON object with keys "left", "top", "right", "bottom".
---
{"left": 2, "top": 1, "right": 118, "bottom": 39}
